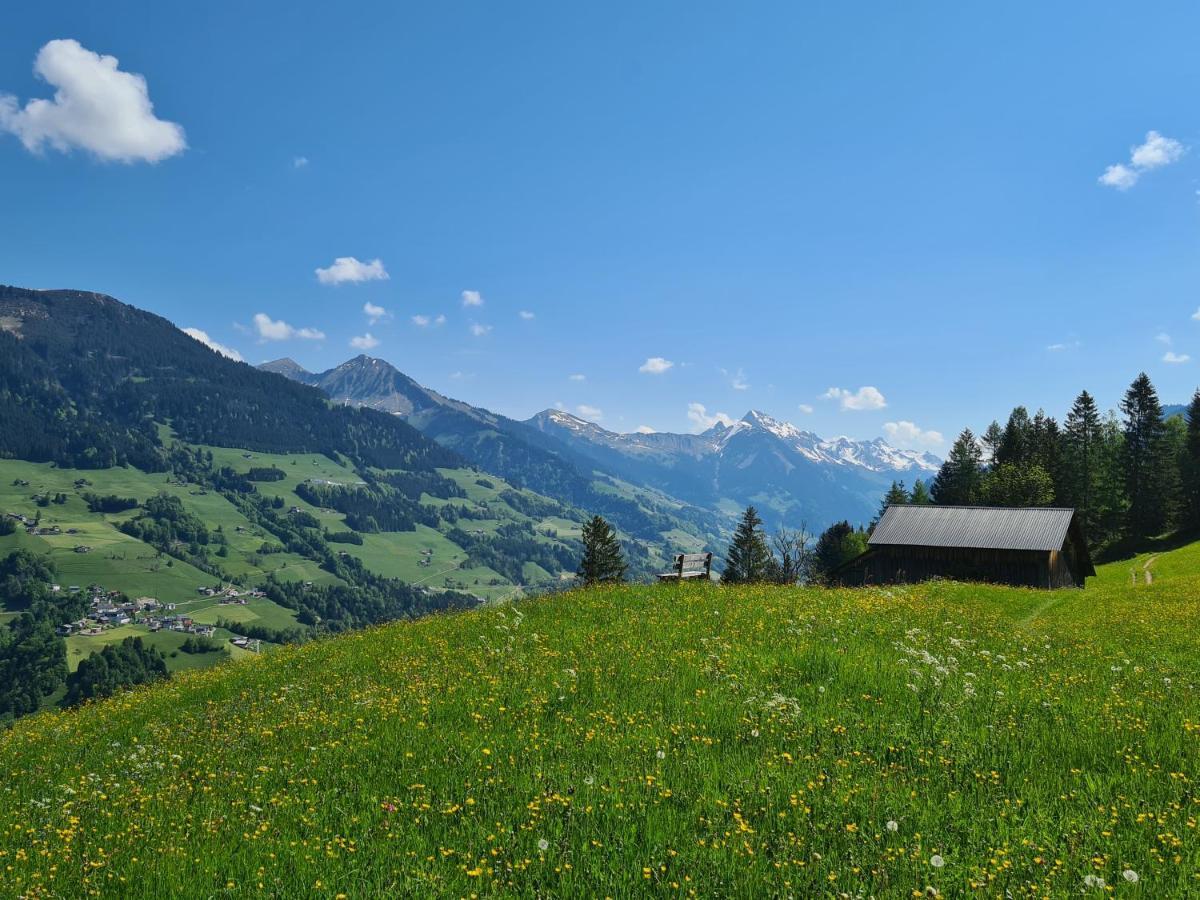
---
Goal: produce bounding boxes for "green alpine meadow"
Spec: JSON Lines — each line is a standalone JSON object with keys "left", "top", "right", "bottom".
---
{"left": 1, "top": 540, "right": 1196, "bottom": 897}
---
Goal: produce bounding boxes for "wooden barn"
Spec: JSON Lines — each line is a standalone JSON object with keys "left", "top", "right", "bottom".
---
{"left": 832, "top": 505, "right": 1095, "bottom": 589}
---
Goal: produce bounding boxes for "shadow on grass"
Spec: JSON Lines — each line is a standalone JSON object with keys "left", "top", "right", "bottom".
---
{"left": 1094, "top": 527, "right": 1200, "bottom": 565}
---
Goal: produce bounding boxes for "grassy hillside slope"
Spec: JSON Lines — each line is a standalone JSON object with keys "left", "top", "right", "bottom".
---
{"left": 1, "top": 545, "right": 1197, "bottom": 896}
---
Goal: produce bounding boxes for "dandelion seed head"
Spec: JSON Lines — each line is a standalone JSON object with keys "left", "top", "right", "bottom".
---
{"left": 1123, "top": 869, "right": 1138, "bottom": 883}
{"left": 930, "top": 854, "right": 945, "bottom": 868}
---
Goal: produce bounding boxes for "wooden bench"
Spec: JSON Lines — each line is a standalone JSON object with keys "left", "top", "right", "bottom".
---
{"left": 657, "top": 552, "right": 713, "bottom": 581}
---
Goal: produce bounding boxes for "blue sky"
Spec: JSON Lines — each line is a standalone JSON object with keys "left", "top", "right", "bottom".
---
{"left": 2, "top": 3, "right": 1199, "bottom": 450}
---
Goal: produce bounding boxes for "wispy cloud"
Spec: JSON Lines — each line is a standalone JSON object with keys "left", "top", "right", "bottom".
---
{"left": 568, "top": 373, "right": 586, "bottom": 381}
{"left": 576, "top": 404, "right": 602, "bottom": 421}
{"left": 350, "top": 333, "right": 379, "bottom": 351}
{"left": 253, "top": 313, "right": 325, "bottom": 342}
{"left": 363, "top": 302, "right": 389, "bottom": 325}
{"left": 292, "top": 155, "right": 309, "bottom": 169}
{"left": 1046, "top": 339, "right": 1082, "bottom": 352}
{"left": 412, "top": 314, "right": 445, "bottom": 327}
{"left": 0, "top": 39, "right": 186, "bottom": 163}
{"left": 883, "top": 420, "right": 944, "bottom": 450}
{"left": 823, "top": 385, "right": 887, "bottom": 411}
{"left": 462, "top": 290, "right": 483, "bottom": 307}
{"left": 1156, "top": 332, "right": 1173, "bottom": 346}
{"left": 797, "top": 403, "right": 814, "bottom": 414}
{"left": 183, "top": 328, "right": 242, "bottom": 362}
{"left": 1193, "top": 307, "right": 1200, "bottom": 321}
{"left": 687, "top": 402, "right": 736, "bottom": 431}
{"left": 469, "top": 322, "right": 492, "bottom": 337}
{"left": 1163, "top": 351, "right": 1191, "bottom": 364}
{"left": 639, "top": 356, "right": 674, "bottom": 375}
{"left": 518, "top": 310, "right": 535, "bottom": 320}
{"left": 1099, "top": 130, "right": 1185, "bottom": 191}
{"left": 315, "top": 256, "right": 389, "bottom": 285}
{"left": 635, "top": 425, "right": 656, "bottom": 434}
{"left": 721, "top": 367, "right": 750, "bottom": 391}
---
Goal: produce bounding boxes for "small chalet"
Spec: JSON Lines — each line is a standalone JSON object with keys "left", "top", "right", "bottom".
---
{"left": 832, "top": 505, "right": 1095, "bottom": 589}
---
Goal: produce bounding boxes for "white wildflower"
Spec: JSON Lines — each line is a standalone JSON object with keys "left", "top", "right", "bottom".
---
{"left": 1123, "top": 869, "right": 1139, "bottom": 883}
{"left": 656, "top": 749, "right": 666, "bottom": 759}
{"left": 537, "top": 838, "right": 549, "bottom": 852}
{"left": 930, "top": 854, "right": 945, "bottom": 868}
{"left": 886, "top": 820, "right": 899, "bottom": 832}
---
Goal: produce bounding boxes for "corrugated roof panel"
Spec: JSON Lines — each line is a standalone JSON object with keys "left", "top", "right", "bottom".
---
{"left": 869, "top": 505, "right": 1076, "bottom": 552}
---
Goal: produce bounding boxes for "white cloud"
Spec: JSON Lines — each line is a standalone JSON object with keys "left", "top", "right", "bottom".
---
{"left": 1046, "top": 340, "right": 1081, "bottom": 351}
{"left": 576, "top": 404, "right": 603, "bottom": 421}
{"left": 1192, "top": 307, "right": 1200, "bottom": 321}
{"left": 1100, "top": 130, "right": 1185, "bottom": 190}
{"left": 823, "top": 385, "right": 887, "bottom": 411}
{"left": 350, "top": 333, "right": 379, "bottom": 351}
{"left": 253, "top": 313, "right": 325, "bottom": 342}
{"left": 1099, "top": 164, "right": 1139, "bottom": 191}
{"left": 363, "top": 302, "right": 389, "bottom": 325}
{"left": 411, "top": 313, "right": 445, "bottom": 327}
{"left": 1163, "top": 351, "right": 1191, "bottom": 364}
{"left": 883, "top": 420, "right": 945, "bottom": 450}
{"left": 293, "top": 155, "right": 309, "bottom": 169}
{"left": 687, "top": 402, "right": 736, "bottom": 431}
{"left": 1156, "top": 332, "right": 1173, "bottom": 346}
{"left": 635, "top": 425, "right": 656, "bottom": 434}
{"left": 182, "top": 327, "right": 242, "bottom": 362}
{"left": 1131, "top": 131, "right": 1184, "bottom": 170}
{"left": 518, "top": 310, "right": 535, "bottom": 320}
{"left": 569, "top": 373, "right": 586, "bottom": 381}
{"left": 728, "top": 368, "right": 750, "bottom": 391}
{"left": 462, "top": 290, "right": 483, "bottom": 307}
{"left": 0, "top": 39, "right": 186, "bottom": 163}
{"left": 469, "top": 322, "right": 492, "bottom": 337}
{"left": 639, "top": 356, "right": 674, "bottom": 375}
{"left": 315, "top": 256, "right": 388, "bottom": 285}
{"left": 797, "top": 403, "right": 814, "bottom": 414}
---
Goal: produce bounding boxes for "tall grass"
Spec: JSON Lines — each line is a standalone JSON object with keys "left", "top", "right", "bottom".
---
{"left": 0, "top": 545, "right": 1196, "bottom": 896}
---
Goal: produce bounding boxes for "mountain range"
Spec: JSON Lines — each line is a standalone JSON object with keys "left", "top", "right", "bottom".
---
{"left": 262, "top": 355, "right": 942, "bottom": 531}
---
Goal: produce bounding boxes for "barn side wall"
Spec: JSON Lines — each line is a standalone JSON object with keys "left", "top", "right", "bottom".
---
{"left": 836, "top": 545, "right": 1073, "bottom": 589}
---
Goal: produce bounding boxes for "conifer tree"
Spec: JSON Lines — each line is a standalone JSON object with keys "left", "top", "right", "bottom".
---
{"left": 1185, "top": 389, "right": 1200, "bottom": 529}
{"left": 1063, "top": 390, "right": 1102, "bottom": 534}
{"left": 872, "top": 480, "right": 909, "bottom": 529}
{"left": 909, "top": 479, "right": 932, "bottom": 505}
{"left": 931, "top": 429, "right": 983, "bottom": 505}
{"left": 996, "top": 407, "right": 1033, "bottom": 467}
{"left": 722, "top": 506, "right": 773, "bottom": 584}
{"left": 1121, "top": 373, "right": 1173, "bottom": 539}
{"left": 981, "top": 421, "right": 1003, "bottom": 466}
{"left": 576, "top": 515, "right": 627, "bottom": 585}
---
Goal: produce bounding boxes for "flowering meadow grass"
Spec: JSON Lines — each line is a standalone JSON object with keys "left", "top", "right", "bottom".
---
{"left": 1, "top": 544, "right": 1198, "bottom": 897}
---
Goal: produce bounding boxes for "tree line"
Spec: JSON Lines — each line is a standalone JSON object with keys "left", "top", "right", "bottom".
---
{"left": 931, "top": 374, "right": 1200, "bottom": 548}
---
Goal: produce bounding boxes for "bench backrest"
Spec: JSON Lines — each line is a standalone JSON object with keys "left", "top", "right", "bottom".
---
{"left": 675, "top": 552, "right": 712, "bottom": 572}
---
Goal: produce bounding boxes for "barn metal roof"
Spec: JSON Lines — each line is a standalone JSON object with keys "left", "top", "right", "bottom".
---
{"left": 869, "top": 505, "right": 1077, "bottom": 552}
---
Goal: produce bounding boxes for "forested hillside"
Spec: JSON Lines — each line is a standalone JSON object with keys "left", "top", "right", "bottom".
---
{"left": 0, "top": 286, "right": 452, "bottom": 471}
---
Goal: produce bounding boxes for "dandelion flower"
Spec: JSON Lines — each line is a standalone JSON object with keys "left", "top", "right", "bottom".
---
{"left": 886, "top": 820, "right": 899, "bottom": 833}
{"left": 930, "top": 854, "right": 945, "bottom": 868}
{"left": 1123, "top": 870, "right": 1139, "bottom": 883}
{"left": 537, "top": 838, "right": 549, "bottom": 852}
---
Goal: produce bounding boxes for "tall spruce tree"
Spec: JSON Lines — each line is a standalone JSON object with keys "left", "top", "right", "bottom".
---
{"left": 909, "top": 479, "right": 932, "bottom": 505}
{"left": 932, "top": 429, "right": 983, "bottom": 505}
{"left": 981, "top": 420, "right": 1004, "bottom": 466}
{"left": 1121, "top": 373, "right": 1173, "bottom": 539}
{"left": 1064, "top": 390, "right": 1102, "bottom": 535}
{"left": 1186, "top": 389, "right": 1200, "bottom": 529}
{"left": 996, "top": 407, "right": 1033, "bottom": 467}
{"left": 576, "top": 515, "right": 627, "bottom": 585}
{"left": 872, "top": 481, "right": 909, "bottom": 530}
{"left": 722, "top": 506, "right": 773, "bottom": 584}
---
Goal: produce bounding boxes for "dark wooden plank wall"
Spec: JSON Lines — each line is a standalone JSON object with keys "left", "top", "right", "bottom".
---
{"left": 836, "top": 545, "right": 1082, "bottom": 589}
